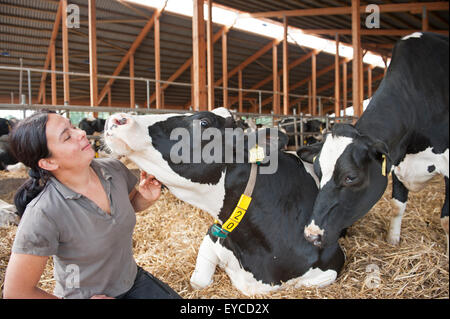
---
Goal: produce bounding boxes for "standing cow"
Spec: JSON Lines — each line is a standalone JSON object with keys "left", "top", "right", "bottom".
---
{"left": 298, "top": 33, "right": 449, "bottom": 256}
{"left": 103, "top": 107, "right": 344, "bottom": 296}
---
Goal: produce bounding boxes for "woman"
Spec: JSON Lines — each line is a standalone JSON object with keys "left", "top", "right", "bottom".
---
{"left": 3, "top": 111, "right": 181, "bottom": 299}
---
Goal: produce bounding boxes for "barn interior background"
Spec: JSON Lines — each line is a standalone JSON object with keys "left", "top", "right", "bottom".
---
{"left": 0, "top": 0, "right": 448, "bottom": 298}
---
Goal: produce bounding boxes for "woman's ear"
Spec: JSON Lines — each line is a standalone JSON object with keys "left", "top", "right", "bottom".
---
{"left": 38, "top": 158, "right": 58, "bottom": 172}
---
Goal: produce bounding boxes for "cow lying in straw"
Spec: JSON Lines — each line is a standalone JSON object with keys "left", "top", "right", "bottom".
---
{"left": 103, "top": 107, "right": 344, "bottom": 295}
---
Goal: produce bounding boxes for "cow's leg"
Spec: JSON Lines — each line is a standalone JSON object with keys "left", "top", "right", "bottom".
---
{"left": 190, "top": 235, "right": 219, "bottom": 289}
{"left": 441, "top": 177, "right": 449, "bottom": 257}
{"left": 387, "top": 172, "right": 409, "bottom": 245}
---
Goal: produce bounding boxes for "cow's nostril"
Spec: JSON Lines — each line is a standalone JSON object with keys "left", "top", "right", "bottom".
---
{"left": 305, "top": 233, "right": 322, "bottom": 247}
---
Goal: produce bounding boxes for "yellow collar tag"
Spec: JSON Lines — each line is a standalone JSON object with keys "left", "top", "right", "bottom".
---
{"left": 381, "top": 154, "right": 387, "bottom": 176}
{"left": 249, "top": 144, "right": 265, "bottom": 164}
{"left": 213, "top": 194, "right": 252, "bottom": 237}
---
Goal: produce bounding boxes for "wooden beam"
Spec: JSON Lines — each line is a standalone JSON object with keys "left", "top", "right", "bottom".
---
{"left": 241, "top": 2, "right": 449, "bottom": 19}
{"left": 130, "top": 54, "right": 135, "bottom": 108}
{"left": 61, "top": 0, "right": 70, "bottom": 105}
{"left": 308, "top": 80, "right": 312, "bottom": 114}
{"left": 38, "top": 1, "right": 62, "bottom": 104}
{"left": 97, "top": 9, "right": 163, "bottom": 105}
{"left": 368, "top": 65, "right": 373, "bottom": 98}
{"left": 88, "top": 0, "right": 98, "bottom": 107}
{"left": 422, "top": 6, "right": 429, "bottom": 31}
{"left": 272, "top": 41, "right": 279, "bottom": 114}
{"left": 207, "top": 0, "right": 214, "bottom": 111}
{"left": 148, "top": 25, "right": 230, "bottom": 106}
{"left": 343, "top": 60, "right": 347, "bottom": 113}
{"left": 192, "top": 0, "right": 207, "bottom": 111}
{"left": 154, "top": 13, "right": 161, "bottom": 109}
{"left": 238, "top": 69, "right": 243, "bottom": 113}
{"left": 352, "top": 0, "right": 362, "bottom": 118}
{"left": 51, "top": 42, "right": 57, "bottom": 105}
{"left": 334, "top": 33, "right": 340, "bottom": 118}
{"left": 311, "top": 51, "right": 317, "bottom": 116}
{"left": 300, "top": 29, "right": 448, "bottom": 36}
{"left": 227, "top": 49, "right": 318, "bottom": 107}
{"left": 215, "top": 39, "right": 280, "bottom": 87}
{"left": 222, "top": 29, "right": 228, "bottom": 108}
{"left": 282, "top": 16, "right": 289, "bottom": 115}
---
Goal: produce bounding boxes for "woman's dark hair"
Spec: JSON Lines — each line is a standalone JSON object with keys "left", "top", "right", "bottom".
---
{"left": 9, "top": 110, "right": 55, "bottom": 217}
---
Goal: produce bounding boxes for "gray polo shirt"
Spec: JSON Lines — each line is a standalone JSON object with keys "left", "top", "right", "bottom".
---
{"left": 12, "top": 158, "right": 139, "bottom": 299}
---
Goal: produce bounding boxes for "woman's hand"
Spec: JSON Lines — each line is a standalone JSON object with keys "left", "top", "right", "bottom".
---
{"left": 138, "top": 171, "right": 162, "bottom": 203}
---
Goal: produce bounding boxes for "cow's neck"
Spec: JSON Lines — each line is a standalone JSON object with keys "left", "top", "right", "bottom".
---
{"left": 128, "top": 150, "right": 227, "bottom": 219}
{"left": 355, "top": 89, "right": 414, "bottom": 165}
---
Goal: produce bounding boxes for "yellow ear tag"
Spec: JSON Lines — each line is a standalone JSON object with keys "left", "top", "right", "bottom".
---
{"left": 249, "top": 144, "right": 265, "bottom": 164}
{"left": 381, "top": 154, "right": 387, "bottom": 177}
{"left": 312, "top": 155, "right": 317, "bottom": 163}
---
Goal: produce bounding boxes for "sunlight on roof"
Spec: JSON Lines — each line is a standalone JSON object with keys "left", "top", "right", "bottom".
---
{"left": 125, "top": 0, "right": 388, "bottom": 68}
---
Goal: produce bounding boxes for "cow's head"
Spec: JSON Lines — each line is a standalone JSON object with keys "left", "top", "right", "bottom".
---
{"left": 298, "top": 123, "right": 390, "bottom": 247}
{"left": 104, "top": 107, "right": 286, "bottom": 216}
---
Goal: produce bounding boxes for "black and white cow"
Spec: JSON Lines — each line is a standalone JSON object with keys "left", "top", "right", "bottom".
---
{"left": 104, "top": 107, "right": 344, "bottom": 295}
{"left": 0, "top": 118, "right": 12, "bottom": 137}
{"left": 279, "top": 118, "right": 326, "bottom": 149}
{"left": 0, "top": 134, "right": 18, "bottom": 170}
{"left": 299, "top": 32, "right": 449, "bottom": 255}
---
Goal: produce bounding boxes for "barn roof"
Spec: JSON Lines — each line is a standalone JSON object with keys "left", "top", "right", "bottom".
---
{"left": 0, "top": 0, "right": 448, "bottom": 113}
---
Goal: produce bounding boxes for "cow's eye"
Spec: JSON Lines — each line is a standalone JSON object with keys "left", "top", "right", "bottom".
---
{"left": 344, "top": 175, "right": 357, "bottom": 185}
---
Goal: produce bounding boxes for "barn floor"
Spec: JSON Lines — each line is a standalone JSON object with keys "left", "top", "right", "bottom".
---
{"left": 0, "top": 167, "right": 448, "bottom": 299}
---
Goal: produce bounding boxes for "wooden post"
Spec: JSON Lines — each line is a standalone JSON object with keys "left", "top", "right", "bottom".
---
{"left": 107, "top": 87, "right": 111, "bottom": 107}
{"left": 308, "top": 80, "right": 312, "bottom": 114}
{"left": 334, "top": 33, "right": 340, "bottom": 117}
{"left": 312, "top": 51, "right": 317, "bottom": 116}
{"left": 352, "top": 0, "right": 362, "bottom": 117}
{"left": 192, "top": 0, "right": 207, "bottom": 111}
{"left": 342, "top": 60, "right": 347, "bottom": 115}
{"left": 368, "top": 65, "right": 373, "bottom": 98}
{"left": 61, "top": 0, "right": 70, "bottom": 105}
{"left": 222, "top": 30, "right": 228, "bottom": 108}
{"left": 38, "top": 2, "right": 62, "bottom": 104}
{"left": 154, "top": 13, "right": 161, "bottom": 109}
{"left": 272, "top": 42, "right": 279, "bottom": 114}
{"left": 129, "top": 54, "right": 135, "bottom": 108}
{"left": 422, "top": 6, "right": 429, "bottom": 31}
{"left": 238, "top": 69, "right": 243, "bottom": 113}
{"left": 88, "top": 0, "right": 98, "bottom": 108}
{"left": 207, "top": 0, "right": 214, "bottom": 111}
{"left": 51, "top": 42, "right": 57, "bottom": 105}
{"left": 282, "top": 16, "right": 289, "bottom": 115}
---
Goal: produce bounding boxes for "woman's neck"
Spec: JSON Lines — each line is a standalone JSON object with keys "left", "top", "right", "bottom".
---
{"left": 52, "top": 164, "right": 96, "bottom": 193}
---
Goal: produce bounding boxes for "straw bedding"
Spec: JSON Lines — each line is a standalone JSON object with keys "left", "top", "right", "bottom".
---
{"left": 0, "top": 168, "right": 448, "bottom": 299}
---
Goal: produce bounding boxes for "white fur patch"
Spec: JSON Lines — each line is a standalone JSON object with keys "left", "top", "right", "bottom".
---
{"left": 402, "top": 32, "right": 423, "bottom": 40}
{"left": 387, "top": 198, "right": 407, "bottom": 245}
{"left": 305, "top": 219, "right": 325, "bottom": 237}
{"left": 191, "top": 235, "right": 337, "bottom": 296}
{"left": 393, "top": 147, "right": 449, "bottom": 192}
{"left": 211, "top": 107, "right": 232, "bottom": 119}
{"left": 319, "top": 135, "right": 354, "bottom": 188}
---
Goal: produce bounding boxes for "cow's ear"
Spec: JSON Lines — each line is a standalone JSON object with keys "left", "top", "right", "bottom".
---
{"left": 297, "top": 142, "right": 323, "bottom": 163}
{"left": 369, "top": 140, "right": 390, "bottom": 161}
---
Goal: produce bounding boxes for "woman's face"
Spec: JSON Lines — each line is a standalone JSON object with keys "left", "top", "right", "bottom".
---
{"left": 45, "top": 113, "right": 95, "bottom": 171}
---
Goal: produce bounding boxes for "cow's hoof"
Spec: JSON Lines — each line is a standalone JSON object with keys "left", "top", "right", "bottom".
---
{"left": 190, "top": 275, "right": 213, "bottom": 290}
{"left": 386, "top": 234, "right": 400, "bottom": 245}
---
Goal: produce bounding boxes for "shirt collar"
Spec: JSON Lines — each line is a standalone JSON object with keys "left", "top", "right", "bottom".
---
{"left": 50, "top": 159, "right": 112, "bottom": 200}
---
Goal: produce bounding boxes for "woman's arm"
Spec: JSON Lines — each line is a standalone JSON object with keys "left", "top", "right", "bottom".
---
{"left": 3, "top": 253, "right": 59, "bottom": 299}
{"left": 129, "top": 171, "right": 162, "bottom": 212}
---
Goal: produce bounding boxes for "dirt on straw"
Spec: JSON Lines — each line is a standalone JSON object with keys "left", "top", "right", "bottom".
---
{"left": 0, "top": 169, "right": 448, "bottom": 299}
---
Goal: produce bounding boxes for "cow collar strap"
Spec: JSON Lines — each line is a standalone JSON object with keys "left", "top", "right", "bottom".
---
{"left": 211, "top": 163, "right": 258, "bottom": 239}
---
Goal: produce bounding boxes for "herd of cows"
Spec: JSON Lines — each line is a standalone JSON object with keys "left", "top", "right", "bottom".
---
{"left": 0, "top": 32, "right": 448, "bottom": 296}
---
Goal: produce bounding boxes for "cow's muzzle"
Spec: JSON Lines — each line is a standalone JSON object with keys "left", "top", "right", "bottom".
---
{"left": 304, "top": 220, "right": 324, "bottom": 247}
